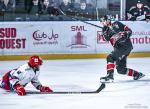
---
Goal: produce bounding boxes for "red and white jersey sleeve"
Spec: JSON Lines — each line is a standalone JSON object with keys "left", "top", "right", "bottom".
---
{"left": 9, "top": 63, "right": 42, "bottom": 89}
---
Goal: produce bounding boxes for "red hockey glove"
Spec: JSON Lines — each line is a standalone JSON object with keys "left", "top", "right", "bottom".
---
{"left": 14, "top": 84, "right": 26, "bottom": 96}
{"left": 39, "top": 85, "right": 53, "bottom": 92}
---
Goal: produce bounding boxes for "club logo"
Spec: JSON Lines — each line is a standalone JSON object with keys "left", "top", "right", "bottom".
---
{"left": 33, "top": 29, "right": 58, "bottom": 41}
{"left": 67, "top": 31, "right": 90, "bottom": 48}
{"left": 32, "top": 29, "right": 58, "bottom": 45}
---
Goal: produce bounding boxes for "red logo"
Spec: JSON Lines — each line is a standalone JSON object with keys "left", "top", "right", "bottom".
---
{"left": 71, "top": 26, "right": 87, "bottom": 31}
{"left": 0, "top": 28, "right": 26, "bottom": 49}
{"left": 97, "top": 31, "right": 109, "bottom": 44}
{"left": 67, "top": 31, "right": 90, "bottom": 48}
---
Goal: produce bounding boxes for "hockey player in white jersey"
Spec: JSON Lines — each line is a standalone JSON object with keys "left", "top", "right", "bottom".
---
{"left": 0, "top": 55, "right": 53, "bottom": 96}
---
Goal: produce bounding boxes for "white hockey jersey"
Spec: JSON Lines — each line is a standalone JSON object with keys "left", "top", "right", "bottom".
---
{"left": 9, "top": 63, "right": 42, "bottom": 89}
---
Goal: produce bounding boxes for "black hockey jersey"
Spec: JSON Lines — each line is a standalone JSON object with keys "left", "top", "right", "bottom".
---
{"left": 102, "top": 21, "right": 133, "bottom": 49}
{"left": 129, "top": 6, "right": 150, "bottom": 20}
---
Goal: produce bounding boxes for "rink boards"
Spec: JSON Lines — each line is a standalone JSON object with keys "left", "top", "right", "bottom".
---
{"left": 0, "top": 21, "right": 150, "bottom": 60}
{"left": 0, "top": 52, "right": 150, "bottom": 60}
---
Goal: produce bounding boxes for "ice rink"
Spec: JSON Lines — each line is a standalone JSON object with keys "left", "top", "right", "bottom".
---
{"left": 0, "top": 57, "right": 150, "bottom": 109}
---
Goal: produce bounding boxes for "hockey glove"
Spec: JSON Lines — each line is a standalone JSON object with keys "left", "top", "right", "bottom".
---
{"left": 39, "top": 85, "right": 53, "bottom": 92}
{"left": 14, "top": 84, "right": 26, "bottom": 96}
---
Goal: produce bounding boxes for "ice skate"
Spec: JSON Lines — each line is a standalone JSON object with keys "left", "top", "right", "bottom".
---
{"left": 100, "top": 74, "right": 114, "bottom": 83}
{"left": 133, "top": 72, "right": 145, "bottom": 80}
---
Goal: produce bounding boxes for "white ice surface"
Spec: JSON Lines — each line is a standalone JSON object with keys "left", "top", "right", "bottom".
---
{"left": 0, "top": 58, "right": 150, "bottom": 109}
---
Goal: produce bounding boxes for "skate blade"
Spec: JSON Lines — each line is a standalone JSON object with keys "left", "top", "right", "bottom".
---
{"left": 100, "top": 79, "right": 114, "bottom": 83}
{"left": 138, "top": 74, "right": 146, "bottom": 80}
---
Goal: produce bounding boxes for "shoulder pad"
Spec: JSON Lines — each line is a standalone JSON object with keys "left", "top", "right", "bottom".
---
{"left": 113, "top": 21, "right": 119, "bottom": 24}
{"left": 113, "top": 21, "right": 123, "bottom": 26}
{"left": 129, "top": 6, "right": 136, "bottom": 11}
{"left": 24, "top": 64, "right": 32, "bottom": 71}
{"left": 144, "top": 5, "right": 150, "bottom": 10}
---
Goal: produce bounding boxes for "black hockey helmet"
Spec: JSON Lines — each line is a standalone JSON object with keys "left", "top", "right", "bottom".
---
{"left": 137, "top": 0, "right": 143, "bottom": 4}
{"left": 101, "top": 15, "right": 111, "bottom": 22}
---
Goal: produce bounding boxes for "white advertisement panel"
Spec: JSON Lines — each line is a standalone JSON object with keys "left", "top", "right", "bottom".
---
{"left": 0, "top": 22, "right": 96, "bottom": 55}
{"left": 96, "top": 21, "right": 150, "bottom": 53}
{"left": 0, "top": 21, "right": 150, "bottom": 55}
{"left": 124, "top": 21, "right": 150, "bottom": 52}
{"left": 0, "top": 22, "right": 27, "bottom": 55}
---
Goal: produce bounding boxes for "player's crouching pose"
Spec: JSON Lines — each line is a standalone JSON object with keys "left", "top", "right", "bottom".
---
{"left": 100, "top": 16, "right": 145, "bottom": 83}
{"left": 0, "top": 55, "right": 53, "bottom": 96}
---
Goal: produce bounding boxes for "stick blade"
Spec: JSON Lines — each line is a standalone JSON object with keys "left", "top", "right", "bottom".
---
{"left": 96, "top": 83, "right": 105, "bottom": 93}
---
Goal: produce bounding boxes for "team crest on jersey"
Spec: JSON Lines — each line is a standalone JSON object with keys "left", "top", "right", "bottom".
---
{"left": 113, "top": 23, "right": 119, "bottom": 29}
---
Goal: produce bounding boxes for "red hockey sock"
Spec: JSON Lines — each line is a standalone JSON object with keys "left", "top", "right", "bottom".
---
{"left": 107, "top": 63, "right": 115, "bottom": 71}
{"left": 127, "top": 69, "right": 134, "bottom": 76}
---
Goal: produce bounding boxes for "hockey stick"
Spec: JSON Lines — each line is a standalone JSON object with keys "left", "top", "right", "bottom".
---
{"left": 26, "top": 83, "right": 105, "bottom": 94}
{"left": 58, "top": 9, "right": 103, "bottom": 29}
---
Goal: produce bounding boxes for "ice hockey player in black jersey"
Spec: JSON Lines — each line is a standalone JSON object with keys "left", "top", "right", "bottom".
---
{"left": 100, "top": 16, "right": 145, "bottom": 83}
{"left": 128, "top": 0, "right": 150, "bottom": 21}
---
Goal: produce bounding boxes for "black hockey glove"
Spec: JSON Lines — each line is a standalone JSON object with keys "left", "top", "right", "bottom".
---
{"left": 124, "top": 31, "right": 132, "bottom": 39}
